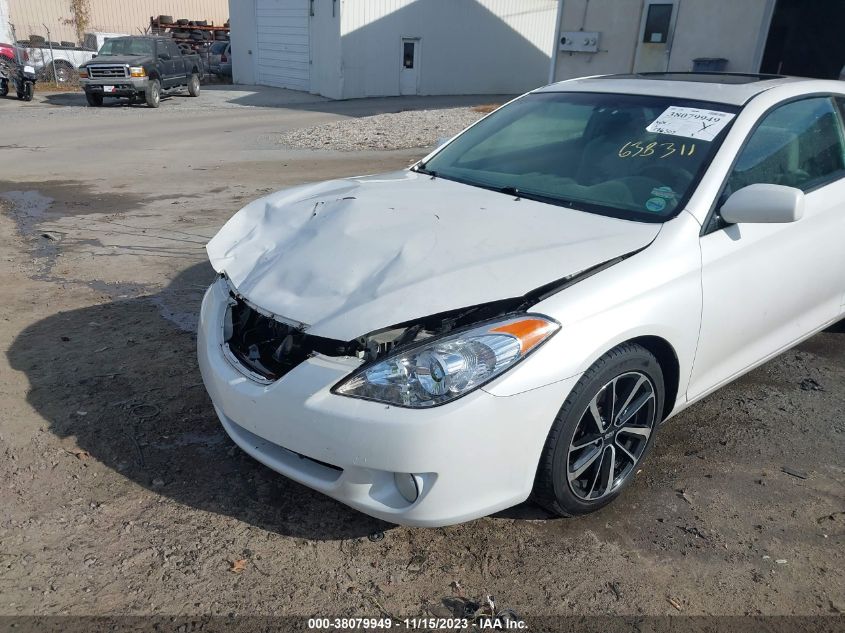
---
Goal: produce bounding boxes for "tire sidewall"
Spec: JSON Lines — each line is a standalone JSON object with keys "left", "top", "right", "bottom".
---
{"left": 146, "top": 79, "right": 161, "bottom": 108}
{"left": 549, "top": 347, "right": 665, "bottom": 515}
{"left": 188, "top": 74, "right": 200, "bottom": 97}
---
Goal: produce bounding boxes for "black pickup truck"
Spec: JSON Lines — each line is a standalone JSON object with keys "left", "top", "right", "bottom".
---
{"left": 79, "top": 36, "right": 203, "bottom": 108}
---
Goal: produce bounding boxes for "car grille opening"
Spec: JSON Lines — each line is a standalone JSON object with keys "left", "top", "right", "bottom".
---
{"left": 224, "top": 293, "right": 349, "bottom": 382}
{"left": 89, "top": 65, "right": 128, "bottom": 78}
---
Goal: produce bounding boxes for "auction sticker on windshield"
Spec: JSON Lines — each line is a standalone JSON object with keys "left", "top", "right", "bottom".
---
{"left": 646, "top": 106, "right": 735, "bottom": 141}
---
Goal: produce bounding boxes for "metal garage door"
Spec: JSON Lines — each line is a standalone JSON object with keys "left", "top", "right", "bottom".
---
{"left": 255, "top": 0, "right": 310, "bottom": 91}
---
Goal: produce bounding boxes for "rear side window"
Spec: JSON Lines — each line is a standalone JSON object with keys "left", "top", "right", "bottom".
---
{"left": 728, "top": 97, "right": 845, "bottom": 193}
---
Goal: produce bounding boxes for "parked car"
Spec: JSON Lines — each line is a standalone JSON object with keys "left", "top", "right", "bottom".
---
{"left": 78, "top": 36, "right": 203, "bottom": 108}
{"left": 199, "top": 73, "right": 845, "bottom": 526}
{"left": 21, "top": 43, "right": 96, "bottom": 84}
{"left": 207, "top": 41, "right": 231, "bottom": 77}
{"left": 0, "top": 42, "right": 17, "bottom": 61}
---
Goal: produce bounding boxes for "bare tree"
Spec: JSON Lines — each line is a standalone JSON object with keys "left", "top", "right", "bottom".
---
{"left": 65, "top": 0, "right": 91, "bottom": 44}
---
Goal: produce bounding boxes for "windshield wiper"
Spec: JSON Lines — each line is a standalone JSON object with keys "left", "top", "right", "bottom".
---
{"left": 490, "top": 184, "right": 581, "bottom": 209}
{"left": 412, "top": 164, "right": 437, "bottom": 178}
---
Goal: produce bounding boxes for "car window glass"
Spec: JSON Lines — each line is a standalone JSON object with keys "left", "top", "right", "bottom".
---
{"left": 99, "top": 38, "right": 154, "bottom": 57}
{"left": 211, "top": 41, "right": 227, "bottom": 54}
{"left": 459, "top": 102, "right": 594, "bottom": 160}
{"left": 727, "top": 97, "right": 845, "bottom": 193}
{"left": 166, "top": 41, "right": 181, "bottom": 57}
{"left": 424, "top": 92, "right": 738, "bottom": 222}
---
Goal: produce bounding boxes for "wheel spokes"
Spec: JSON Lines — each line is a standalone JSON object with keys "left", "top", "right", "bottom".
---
{"left": 614, "top": 375, "right": 647, "bottom": 424}
{"left": 569, "top": 444, "right": 602, "bottom": 481}
{"left": 588, "top": 397, "right": 605, "bottom": 433}
{"left": 617, "top": 425, "right": 651, "bottom": 441}
{"left": 592, "top": 445, "right": 616, "bottom": 498}
{"left": 566, "top": 371, "right": 657, "bottom": 502}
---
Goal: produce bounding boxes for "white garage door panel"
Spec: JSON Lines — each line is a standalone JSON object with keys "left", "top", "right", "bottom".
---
{"left": 255, "top": 0, "right": 310, "bottom": 91}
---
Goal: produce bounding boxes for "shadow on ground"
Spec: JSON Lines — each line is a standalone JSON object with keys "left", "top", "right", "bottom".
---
{"left": 6, "top": 262, "right": 404, "bottom": 540}
{"left": 40, "top": 86, "right": 514, "bottom": 117}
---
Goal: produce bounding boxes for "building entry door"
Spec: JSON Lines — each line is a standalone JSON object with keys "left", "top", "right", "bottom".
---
{"left": 633, "top": 1, "right": 678, "bottom": 73}
{"left": 400, "top": 38, "right": 420, "bottom": 95}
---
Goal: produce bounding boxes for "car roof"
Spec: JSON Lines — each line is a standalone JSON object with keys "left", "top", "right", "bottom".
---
{"left": 536, "top": 72, "right": 811, "bottom": 106}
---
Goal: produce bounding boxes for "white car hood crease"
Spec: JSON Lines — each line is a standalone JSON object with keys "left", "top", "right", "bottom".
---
{"left": 206, "top": 170, "right": 661, "bottom": 340}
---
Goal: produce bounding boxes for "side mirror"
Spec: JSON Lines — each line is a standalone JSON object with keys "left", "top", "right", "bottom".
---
{"left": 159, "top": 53, "right": 170, "bottom": 61}
{"left": 91, "top": 53, "right": 97, "bottom": 58}
{"left": 720, "top": 183, "right": 804, "bottom": 224}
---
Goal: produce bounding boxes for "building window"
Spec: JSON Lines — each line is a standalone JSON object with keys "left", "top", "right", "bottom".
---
{"left": 403, "top": 42, "right": 415, "bottom": 69}
{"left": 643, "top": 4, "right": 672, "bottom": 43}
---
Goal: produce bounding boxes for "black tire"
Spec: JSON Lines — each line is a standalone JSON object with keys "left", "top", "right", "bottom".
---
{"left": 532, "top": 342, "right": 665, "bottom": 517}
{"left": 18, "top": 81, "right": 34, "bottom": 101}
{"left": 187, "top": 73, "right": 201, "bottom": 97}
{"left": 145, "top": 78, "right": 161, "bottom": 108}
{"left": 29, "top": 35, "right": 46, "bottom": 46}
{"left": 159, "top": 15, "right": 174, "bottom": 24}
{"left": 0, "top": 79, "right": 8, "bottom": 97}
{"left": 177, "top": 19, "right": 190, "bottom": 26}
{"left": 85, "top": 91, "right": 103, "bottom": 107}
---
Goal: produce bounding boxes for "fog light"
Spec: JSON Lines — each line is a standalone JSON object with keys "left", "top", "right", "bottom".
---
{"left": 394, "top": 472, "right": 419, "bottom": 503}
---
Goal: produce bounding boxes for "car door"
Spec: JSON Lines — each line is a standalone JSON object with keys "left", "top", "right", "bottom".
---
{"left": 168, "top": 41, "right": 188, "bottom": 81}
{"left": 688, "top": 96, "right": 845, "bottom": 399}
{"left": 156, "top": 40, "right": 176, "bottom": 86}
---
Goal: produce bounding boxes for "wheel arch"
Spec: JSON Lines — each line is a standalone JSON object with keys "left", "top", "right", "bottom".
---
{"left": 620, "top": 335, "right": 680, "bottom": 421}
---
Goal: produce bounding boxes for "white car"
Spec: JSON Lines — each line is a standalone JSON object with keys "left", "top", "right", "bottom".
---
{"left": 199, "top": 73, "right": 845, "bottom": 526}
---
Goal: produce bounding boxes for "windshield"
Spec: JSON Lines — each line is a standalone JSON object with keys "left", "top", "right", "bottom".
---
{"left": 98, "top": 38, "right": 154, "bottom": 57}
{"left": 422, "top": 92, "right": 740, "bottom": 221}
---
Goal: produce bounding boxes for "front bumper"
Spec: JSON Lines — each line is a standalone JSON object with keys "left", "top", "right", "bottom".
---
{"left": 81, "top": 77, "right": 149, "bottom": 95}
{"left": 197, "top": 278, "right": 577, "bottom": 527}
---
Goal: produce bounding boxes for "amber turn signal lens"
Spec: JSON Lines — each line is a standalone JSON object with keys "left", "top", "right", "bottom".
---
{"left": 490, "top": 318, "right": 559, "bottom": 353}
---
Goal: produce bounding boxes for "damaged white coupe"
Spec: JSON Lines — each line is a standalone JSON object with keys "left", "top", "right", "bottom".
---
{"left": 199, "top": 73, "right": 845, "bottom": 526}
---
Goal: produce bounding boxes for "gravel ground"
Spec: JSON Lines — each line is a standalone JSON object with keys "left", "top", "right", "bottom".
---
{"left": 278, "top": 107, "right": 487, "bottom": 151}
{"left": 0, "top": 95, "right": 842, "bottom": 621}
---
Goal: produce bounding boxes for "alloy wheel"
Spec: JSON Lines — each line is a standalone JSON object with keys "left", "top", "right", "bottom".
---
{"left": 566, "top": 371, "right": 656, "bottom": 501}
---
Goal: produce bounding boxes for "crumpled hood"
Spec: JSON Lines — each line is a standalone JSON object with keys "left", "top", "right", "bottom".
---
{"left": 207, "top": 171, "right": 660, "bottom": 339}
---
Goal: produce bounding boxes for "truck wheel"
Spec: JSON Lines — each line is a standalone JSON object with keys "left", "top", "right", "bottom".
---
{"left": 188, "top": 73, "right": 201, "bottom": 97}
{"left": 145, "top": 79, "right": 161, "bottom": 108}
{"left": 0, "top": 79, "right": 8, "bottom": 97}
{"left": 85, "top": 92, "right": 103, "bottom": 107}
{"left": 45, "top": 61, "right": 74, "bottom": 84}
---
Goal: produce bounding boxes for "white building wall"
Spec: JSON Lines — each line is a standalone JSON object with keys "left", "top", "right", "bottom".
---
{"left": 338, "top": 0, "right": 558, "bottom": 99}
{"left": 668, "top": 0, "right": 774, "bottom": 73}
{"left": 551, "top": 0, "right": 774, "bottom": 82}
{"left": 0, "top": 0, "right": 11, "bottom": 44}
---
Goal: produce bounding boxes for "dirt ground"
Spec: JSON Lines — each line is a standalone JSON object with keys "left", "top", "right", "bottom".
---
{"left": 0, "top": 88, "right": 842, "bottom": 621}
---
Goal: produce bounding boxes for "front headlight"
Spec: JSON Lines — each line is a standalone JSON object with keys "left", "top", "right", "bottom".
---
{"left": 334, "top": 315, "right": 559, "bottom": 408}
{"left": 78, "top": 68, "right": 89, "bottom": 78}
{"left": 129, "top": 66, "right": 146, "bottom": 77}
